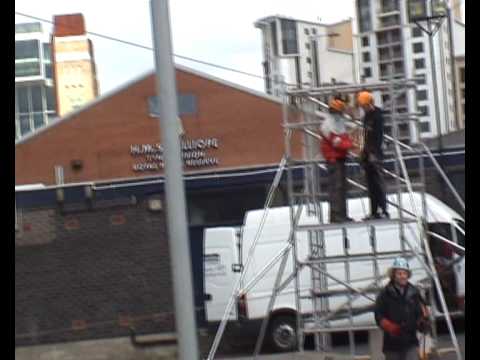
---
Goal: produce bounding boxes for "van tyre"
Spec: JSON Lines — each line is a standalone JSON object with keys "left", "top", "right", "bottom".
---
{"left": 269, "top": 315, "right": 297, "bottom": 352}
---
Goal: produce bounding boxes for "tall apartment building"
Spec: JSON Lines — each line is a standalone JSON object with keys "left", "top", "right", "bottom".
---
{"left": 15, "top": 22, "right": 57, "bottom": 139}
{"left": 354, "top": 0, "right": 459, "bottom": 142}
{"left": 453, "top": 20, "right": 465, "bottom": 129}
{"left": 15, "top": 14, "right": 98, "bottom": 140}
{"left": 455, "top": 55, "right": 465, "bottom": 129}
{"left": 254, "top": 16, "right": 356, "bottom": 97}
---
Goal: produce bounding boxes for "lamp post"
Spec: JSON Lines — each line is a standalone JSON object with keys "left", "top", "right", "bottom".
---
{"left": 407, "top": 0, "right": 448, "bottom": 165}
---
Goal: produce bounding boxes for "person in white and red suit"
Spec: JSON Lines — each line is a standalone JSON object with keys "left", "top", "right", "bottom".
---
{"left": 320, "top": 97, "right": 354, "bottom": 223}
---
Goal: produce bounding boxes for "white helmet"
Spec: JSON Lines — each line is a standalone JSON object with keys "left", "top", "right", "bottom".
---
{"left": 392, "top": 257, "right": 410, "bottom": 271}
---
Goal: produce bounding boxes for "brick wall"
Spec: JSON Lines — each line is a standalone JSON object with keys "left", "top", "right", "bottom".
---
{"left": 15, "top": 191, "right": 175, "bottom": 346}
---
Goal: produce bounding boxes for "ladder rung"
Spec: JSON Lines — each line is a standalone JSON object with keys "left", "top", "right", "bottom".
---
{"left": 303, "top": 251, "right": 417, "bottom": 264}
{"left": 288, "top": 159, "right": 323, "bottom": 166}
{"left": 296, "top": 218, "right": 416, "bottom": 232}
{"left": 308, "top": 287, "right": 380, "bottom": 298}
{"left": 292, "top": 192, "right": 327, "bottom": 198}
{"left": 303, "top": 325, "right": 379, "bottom": 334}
{"left": 284, "top": 120, "right": 324, "bottom": 128}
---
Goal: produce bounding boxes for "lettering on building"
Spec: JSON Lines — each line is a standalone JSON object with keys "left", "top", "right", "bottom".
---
{"left": 130, "top": 137, "right": 220, "bottom": 172}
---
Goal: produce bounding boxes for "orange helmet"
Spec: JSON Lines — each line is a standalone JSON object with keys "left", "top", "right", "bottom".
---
{"left": 329, "top": 98, "right": 345, "bottom": 112}
{"left": 357, "top": 91, "right": 374, "bottom": 106}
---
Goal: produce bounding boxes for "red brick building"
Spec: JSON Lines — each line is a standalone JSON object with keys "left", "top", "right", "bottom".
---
{"left": 15, "top": 66, "right": 304, "bottom": 347}
{"left": 16, "top": 65, "right": 302, "bottom": 186}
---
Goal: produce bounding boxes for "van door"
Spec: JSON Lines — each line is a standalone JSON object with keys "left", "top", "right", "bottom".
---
{"left": 204, "top": 228, "right": 240, "bottom": 322}
{"left": 452, "top": 220, "right": 465, "bottom": 308}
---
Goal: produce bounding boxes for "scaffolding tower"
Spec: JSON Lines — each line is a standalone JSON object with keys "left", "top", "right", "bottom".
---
{"left": 206, "top": 78, "right": 464, "bottom": 360}
{"left": 277, "top": 78, "right": 462, "bottom": 359}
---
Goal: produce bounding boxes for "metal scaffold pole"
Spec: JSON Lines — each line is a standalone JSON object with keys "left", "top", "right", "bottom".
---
{"left": 149, "top": 1, "right": 199, "bottom": 358}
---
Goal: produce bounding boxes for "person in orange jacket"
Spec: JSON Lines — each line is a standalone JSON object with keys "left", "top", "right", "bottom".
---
{"left": 320, "top": 97, "right": 354, "bottom": 223}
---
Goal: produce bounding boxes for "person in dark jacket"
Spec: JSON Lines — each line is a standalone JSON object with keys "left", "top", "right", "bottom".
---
{"left": 375, "top": 257, "right": 430, "bottom": 360}
{"left": 320, "top": 97, "right": 353, "bottom": 223}
{"left": 357, "top": 91, "right": 389, "bottom": 220}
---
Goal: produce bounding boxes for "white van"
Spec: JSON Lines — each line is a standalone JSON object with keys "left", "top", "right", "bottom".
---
{"left": 204, "top": 192, "right": 465, "bottom": 351}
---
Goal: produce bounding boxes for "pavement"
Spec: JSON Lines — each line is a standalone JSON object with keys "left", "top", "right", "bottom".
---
{"left": 216, "top": 332, "right": 465, "bottom": 360}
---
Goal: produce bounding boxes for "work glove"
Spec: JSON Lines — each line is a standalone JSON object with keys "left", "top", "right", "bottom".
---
{"left": 332, "top": 137, "right": 342, "bottom": 148}
{"left": 380, "top": 318, "right": 402, "bottom": 337}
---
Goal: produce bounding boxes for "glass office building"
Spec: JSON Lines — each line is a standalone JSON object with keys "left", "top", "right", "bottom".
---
{"left": 15, "top": 22, "right": 57, "bottom": 139}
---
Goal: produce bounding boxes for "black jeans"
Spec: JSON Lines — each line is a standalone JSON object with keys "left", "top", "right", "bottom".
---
{"left": 362, "top": 153, "right": 387, "bottom": 215}
{"left": 328, "top": 159, "right": 348, "bottom": 222}
{"left": 384, "top": 347, "right": 418, "bottom": 360}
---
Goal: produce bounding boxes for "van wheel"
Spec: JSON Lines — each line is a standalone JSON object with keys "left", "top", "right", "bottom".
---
{"left": 269, "top": 315, "right": 297, "bottom": 352}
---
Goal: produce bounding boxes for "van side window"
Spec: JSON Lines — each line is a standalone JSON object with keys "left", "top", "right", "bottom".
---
{"left": 428, "top": 222, "right": 453, "bottom": 259}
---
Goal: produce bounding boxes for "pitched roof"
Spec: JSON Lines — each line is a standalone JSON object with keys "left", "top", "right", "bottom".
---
{"left": 15, "top": 64, "right": 281, "bottom": 146}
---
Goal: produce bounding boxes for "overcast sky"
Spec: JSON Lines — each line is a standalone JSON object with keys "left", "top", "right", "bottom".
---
{"left": 15, "top": 0, "right": 465, "bottom": 95}
{"left": 15, "top": 0, "right": 358, "bottom": 94}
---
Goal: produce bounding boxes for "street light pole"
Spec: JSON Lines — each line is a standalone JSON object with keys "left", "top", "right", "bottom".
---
{"left": 149, "top": 1, "right": 200, "bottom": 359}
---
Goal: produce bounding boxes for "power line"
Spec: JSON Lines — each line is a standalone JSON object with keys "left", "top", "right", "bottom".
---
{"left": 15, "top": 11, "right": 267, "bottom": 81}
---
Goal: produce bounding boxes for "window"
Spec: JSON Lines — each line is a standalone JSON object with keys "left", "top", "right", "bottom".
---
{"left": 361, "top": 36, "right": 369, "bottom": 47}
{"left": 391, "top": 29, "right": 401, "bottom": 43}
{"left": 412, "top": 27, "right": 423, "bottom": 37}
{"left": 305, "top": 42, "right": 311, "bottom": 49}
{"left": 357, "top": 0, "right": 372, "bottom": 32}
{"left": 31, "top": 86, "right": 43, "bottom": 112}
{"left": 416, "top": 74, "right": 426, "bottom": 85}
{"left": 379, "top": 47, "right": 390, "bottom": 61}
{"left": 47, "top": 113, "right": 56, "bottom": 123}
{"left": 17, "top": 87, "right": 29, "bottom": 113}
{"left": 420, "top": 121, "right": 431, "bottom": 132}
{"left": 362, "top": 67, "right": 373, "bottom": 80}
{"left": 33, "top": 113, "right": 44, "bottom": 129}
{"left": 15, "top": 40, "right": 40, "bottom": 60}
{"left": 415, "top": 58, "right": 425, "bottom": 69}
{"left": 459, "top": 67, "right": 465, "bottom": 83}
{"left": 280, "top": 19, "right": 298, "bottom": 55}
{"left": 382, "top": 0, "right": 399, "bottom": 12}
{"left": 312, "top": 28, "right": 317, "bottom": 35}
{"left": 461, "top": 88, "right": 465, "bottom": 99}
{"left": 15, "top": 62, "right": 41, "bottom": 77}
{"left": 392, "top": 45, "right": 403, "bottom": 58}
{"left": 149, "top": 93, "right": 198, "bottom": 117}
{"left": 44, "top": 63, "right": 52, "bottom": 79}
{"left": 362, "top": 52, "right": 371, "bottom": 62}
{"left": 417, "top": 89, "right": 428, "bottom": 101}
{"left": 304, "top": 28, "right": 310, "bottom": 35}
{"left": 394, "top": 60, "right": 404, "bottom": 75}
{"left": 19, "top": 114, "right": 31, "bottom": 135}
{"left": 306, "top": 57, "right": 312, "bottom": 64}
{"left": 42, "top": 43, "right": 52, "bottom": 61}
{"left": 413, "top": 42, "right": 424, "bottom": 53}
{"left": 418, "top": 105, "right": 429, "bottom": 116}
{"left": 45, "top": 86, "right": 56, "bottom": 111}
{"left": 381, "top": 14, "right": 401, "bottom": 28}
{"left": 271, "top": 21, "right": 278, "bottom": 56}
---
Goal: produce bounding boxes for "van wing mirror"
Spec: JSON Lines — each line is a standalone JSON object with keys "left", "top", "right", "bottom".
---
{"left": 232, "top": 264, "right": 244, "bottom": 273}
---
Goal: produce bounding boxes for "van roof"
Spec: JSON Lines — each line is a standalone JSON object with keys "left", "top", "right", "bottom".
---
{"left": 244, "top": 192, "right": 463, "bottom": 226}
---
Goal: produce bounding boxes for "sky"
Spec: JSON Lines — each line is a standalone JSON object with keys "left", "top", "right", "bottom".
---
{"left": 15, "top": 0, "right": 356, "bottom": 95}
